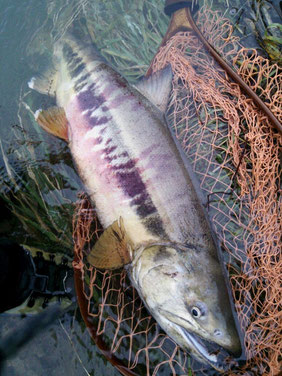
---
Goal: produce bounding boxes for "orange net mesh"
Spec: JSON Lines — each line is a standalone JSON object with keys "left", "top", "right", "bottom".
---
{"left": 72, "top": 7, "right": 281, "bottom": 376}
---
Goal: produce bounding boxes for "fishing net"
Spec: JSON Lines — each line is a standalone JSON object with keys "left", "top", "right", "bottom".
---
{"left": 72, "top": 6, "right": 281, "bottom": 376}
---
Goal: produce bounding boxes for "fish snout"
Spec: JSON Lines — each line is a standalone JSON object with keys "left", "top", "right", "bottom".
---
{"left": 216, "top": 328, "right": 242, "bottom": 358}
{"left": 225, "top": 336, "right": 242, "bottom": 358}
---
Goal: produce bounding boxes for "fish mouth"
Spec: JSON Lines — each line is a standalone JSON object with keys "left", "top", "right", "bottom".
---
{"left": 178, "top": 327, "right": 229, "bottom": 371}
{"left": 160, "top": 311, "right": 233, "bottom": 371}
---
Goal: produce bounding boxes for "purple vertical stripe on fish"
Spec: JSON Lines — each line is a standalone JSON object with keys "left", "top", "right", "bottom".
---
{"left": 105, "top": 151, "right": 128, "bottom": 162}
{"left": 117, "top": 167, "right": 156, "bottom": 216}
{"left": 77, "top": 85, "right": 112, "bottom": 128}
{"left": 89, "top": 115, "right": 111, "bottom": 127}
{"left": 99, "top": 127, "right": 107, "bottom": 135}
{"left": 115, "top": 170, "right": 146, "bottom": 197}
{"left": 77, "top": 84, "right": 104, "bottom": 111}
{"left": 102, "top": 147, "right": 158, "bottom": 218}
{"left": 103, "top": 145, "right": 117, "bottom": 155}
{"left": 111, "top": 160, "right": 136, "bottom": 170}
{"left": 70, "top": 62, "right": 86, "bottom": 79}
{"left": 74, "top": 73, "right": 91, "bottom": 92}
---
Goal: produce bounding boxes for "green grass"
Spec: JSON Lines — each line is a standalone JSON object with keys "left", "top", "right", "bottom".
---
{"left": 83, "top": 0, "right": 168, "bottom": 81}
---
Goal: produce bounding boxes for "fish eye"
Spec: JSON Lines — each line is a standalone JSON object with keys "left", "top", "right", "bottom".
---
{"left": 190, "top": 303, "right": 207, "bottom": 318}
{"left": 191, "top": 306, "right": 202, "bottom": 318}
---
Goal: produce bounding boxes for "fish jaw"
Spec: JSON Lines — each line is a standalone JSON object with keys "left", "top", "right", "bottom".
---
{"left": 129, "top": 244, "right": 241, "bottom": 368}
{"left": 170, "top": 325, "right": 228, "bottom": 371}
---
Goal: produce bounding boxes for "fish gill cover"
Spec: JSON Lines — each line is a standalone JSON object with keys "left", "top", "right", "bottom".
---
{"left": 1, "top": 0, "right": 281, "bottom": 375}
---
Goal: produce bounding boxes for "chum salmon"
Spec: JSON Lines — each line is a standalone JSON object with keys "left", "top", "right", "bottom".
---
{"left": 29, "top": 33, "right": 241, "bottom": 370}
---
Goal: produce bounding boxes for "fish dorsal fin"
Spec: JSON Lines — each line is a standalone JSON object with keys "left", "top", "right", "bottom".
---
{"left": 134, "top": 65, "right": 173, "bottom": 113}
{"left": 87, "top": 218, "right": 133, "bottom": 269}
{"left": 35, "top": 107, "right": 69, "bottom": 141}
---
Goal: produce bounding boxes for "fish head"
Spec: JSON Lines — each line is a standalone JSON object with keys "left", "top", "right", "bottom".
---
{"left": 129, "top": 244, "right": 242, "bottom": 368}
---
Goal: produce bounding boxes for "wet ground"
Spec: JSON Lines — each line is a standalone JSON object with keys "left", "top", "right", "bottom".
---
{"left": 0, "top": 312, "right": 119, "bottom": 376}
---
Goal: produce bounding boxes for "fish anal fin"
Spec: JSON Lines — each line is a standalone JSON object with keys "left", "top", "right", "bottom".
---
{"left": 135, "top": 65, "right": 172, "bottom": 113}
{"left": 36, "top": 107, "right": 69, "bottom": 141}
{"left": 87, "top": 218, "right": 133, "bottom": 270}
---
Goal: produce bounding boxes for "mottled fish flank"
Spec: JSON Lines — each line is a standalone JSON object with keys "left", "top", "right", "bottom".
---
{"left": 55, "top": 37, "right": 169, "bottom": 242}
{"left": 31, "top": 34, "right": 210, "bottom": 246}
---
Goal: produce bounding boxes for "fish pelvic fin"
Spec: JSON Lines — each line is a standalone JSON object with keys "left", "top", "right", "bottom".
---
{"left": 87, "top": 218, "right": 133, "bottom": 269}
{"left": 28, "top": 65, "right": 58, "bottom": 97}
{"left": 35, "top": 107, "right": 69, "bottom": 141}
{"left": 134, "top": 65, "right": 172, "bottom": 113}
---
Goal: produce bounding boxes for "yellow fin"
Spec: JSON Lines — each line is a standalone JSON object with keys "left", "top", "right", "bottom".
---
{"left": 35, "top": 107, "right": 68, "bottom": 141}
{"left": 87, "top": 218, "right": 133, "bottom": 269}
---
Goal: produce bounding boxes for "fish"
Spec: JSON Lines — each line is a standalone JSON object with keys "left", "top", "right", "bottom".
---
{"left": 28, "top": 32, "right": 242, "bottom": 370}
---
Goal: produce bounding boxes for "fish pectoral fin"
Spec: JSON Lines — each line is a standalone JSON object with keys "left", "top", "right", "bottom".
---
{"left": 35, "top": 107, "right": 69, "bottom": 141}
{"left": 134, "top": 65, "right": 172, "bottom": 113}
{"left": 87, "top": 218, "right": 133, "bottom": 269}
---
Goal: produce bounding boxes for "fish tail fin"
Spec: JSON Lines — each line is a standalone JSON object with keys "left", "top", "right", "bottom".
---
{"left": 28, "top": 65, "right": 58, "bottom": 97}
